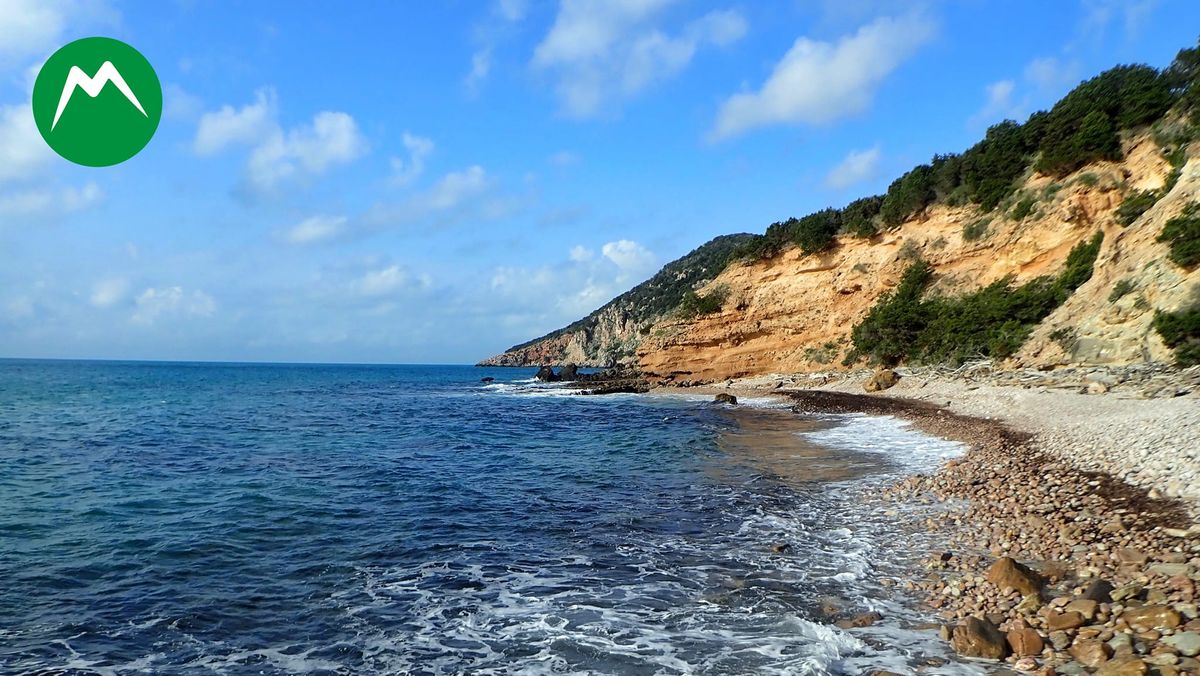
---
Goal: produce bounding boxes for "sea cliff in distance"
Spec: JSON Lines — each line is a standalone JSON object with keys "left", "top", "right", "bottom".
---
{"left": 480, "top": 41, "right": 1200, "bottom": 383}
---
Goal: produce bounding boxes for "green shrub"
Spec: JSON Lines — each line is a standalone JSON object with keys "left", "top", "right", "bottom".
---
{"left": 1158, "top": 203, "right": 1200, "bottom": 268}
{"left": 1166, "top": 39, "right": 1200, "bottom": 124}
{"left": 1109, "top": 278, "right": 1136, "bottom": 302}
{"left": 1153, "top": 305, "right": 1200, "bottom": 366}
{"left": 677, "top": 286, "right": 728, "bottom": 318}
{"left": 841, "top": 195, "right": 884, "bottom": 237}
{"left": 791, "top": 208, "right": 842, "bottom": 254}
{"left": 847, "top": 233, "right": 1103, "bottom": 366}
{"left": 881, "top": 164, "right": 935, "bottom": 226}
{"left": 1010, "top": 195, "right": 1037, "bottom": 220}
{"left": 1076, "top": 173, "right": 1100, "bottom": 187}
{"left": 963, "top": 217, "right": 991, "bottom": 241}
{"left": 961, "top": 120, "right": 1033, "bottom": 211}
{"left": 1117, "top": 189, "right": 1162, "bottom": 226}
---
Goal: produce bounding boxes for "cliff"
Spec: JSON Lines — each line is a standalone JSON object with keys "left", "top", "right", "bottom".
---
{"left": 478, "top": 234, "right": 756, "bottom": 366}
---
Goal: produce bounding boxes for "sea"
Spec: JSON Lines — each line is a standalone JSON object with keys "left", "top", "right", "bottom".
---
{"left": 0, "top": 360, "right": 978, "bottom": 675}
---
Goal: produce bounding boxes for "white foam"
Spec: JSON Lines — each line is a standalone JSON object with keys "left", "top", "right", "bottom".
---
{"left": 800, "top": 413, "right": 966, "bottom": 474}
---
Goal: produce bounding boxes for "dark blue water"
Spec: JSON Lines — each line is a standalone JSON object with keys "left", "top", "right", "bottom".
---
{"left": 0, "top": 361, "right": 967, "bottom": 674}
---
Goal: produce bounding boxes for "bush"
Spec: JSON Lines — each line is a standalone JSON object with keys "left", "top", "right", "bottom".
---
{"left": 961, "top": 120, "right": 1033, "bottom": 211}
{"left": 881, "top": 164, "right": 935, "bottom": 226}
{"left": 1158, "top": 203, "right": 1200, "bottom": 268}
{"left": 1010, "top": 195, "right": 1037, "bottom": 220}
{"left": 847, "top": 233, "right": 1103, "bottom": 366}
{"left": 1109, "top": 278, "right": 1136, "bottom": 302}
{"left": 677, "top": 286, "right": 728, "bottom": 318}
{"left": 841, "top": 195, "right": 884, "bottom": 237}
{"left": 1166, "top": 38, "right": 1200, "bottom": 124}
{"left": 1116, "top": 189, "right": 1162, "bottom": 226}
{"left": 963, "top": 217, "right": 990, "bottom": 241}
{"left": 1153, "top": 305, "right": 1200, "bottom": 366}
{"left": 792, "top": 209, "right": 842, "bottom": 254}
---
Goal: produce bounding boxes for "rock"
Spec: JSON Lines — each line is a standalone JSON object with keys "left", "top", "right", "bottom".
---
{"left": 1163, "top": 631, "right": 1200, "bottom": 657}
{"left": 714, "top": 393, "right": 738, "bottom": 405}
{"left": 1123, "top": 605, "right": 1183, "bottom": 630}
{"left": 769, "top": 542, "right": 791, "bottom": 554}
{"left": 1046, "top": 610, "right": 1088, "bottom": 631}
{"left": 1016, "top": 594, "right": 1043, "bottom": 614}
{"left": 864, "top": 369, "right": 899, "bottom": 392}
{"left": 835, "top": 611, "right": 883, "bottom": 629}
{"left": 535, "top": 366, "right": 559, "bottom": 382}
{"left": 1050, "top": 631, "right": 1073, "bottom": 650}
{"left": 1007, "top": 621, "right": 1045, "bottom": 656}
{"left": 952, "top": 616, "right": 1009, "bottom": 660}
{"left": 1148, "top": 563, "right": 1192, "bottom": 577}
{"left": 1117, "top": 548, "right": 1149, "bottom": 565}
{"left": 1067, "top": 598, "right": 1100, "bottom": 620}
{"left": 1013, "top": 657, "right": 1038, "bottom": 672}
{"left": 559, "top": 364, "right": 579, "bottom": 380}
{"left": 1095, "top": 659, "right": 1148, "bottom": 676}
{"left": 1070, "top": 638, "right": 1113, "bottom": 668}
{"left": 1088, "top": 380, "right": 1109, "bottom": 394}
{"left": 986, "top": 557, "right": 1043, "bottom": 596}
{"left": 1112, "top": 583, "right": 1144, "bottom": 602}
{"left": 1083, "top": 579, "right": 1116, "bottom": 603}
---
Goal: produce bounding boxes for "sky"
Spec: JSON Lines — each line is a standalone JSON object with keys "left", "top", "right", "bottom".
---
{"left": 1, "top": 0, "right": 1198, "bottom": 364}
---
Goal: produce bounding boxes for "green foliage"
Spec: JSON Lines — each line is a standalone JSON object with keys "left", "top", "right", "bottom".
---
{"left": 1076, "top": 173, "right": 1100, "bottom": 187}
{"left": 1035, "top": 65, "right": 1173, "bottom": 176}
{"left": 1166, "top": 38, "right": 1200, "bottom": 124}
{"left": 963, "top": 217, "right": 991, "bottom": 241}
{"left": 677, "top": 286, "right": 728, "bottom": 318}
{"left": 881, "top": 164, "right": 935, "bottom": 226}
{"left": 1109, "top": 278, "right": 1136, "bottom": 302}
{"left": 1116, "top": 189, "right": 1162, "bottom": 226}
{"left": 1158, "top": 203, "right": 1200, "bottom": 268}
{"left": 961, "top": 120, "right": 1034, "bottom": 211}
{"left": 792, "top": 209, "right": 843, "bottom": 254}
{"left": 1153, "top": 304, "right": 1200, "bottom": 366}
{"left": 1049, "top": 327, "right": 1079, "bottom": 354}
{"left": 841, "top": 195, "right": 884, "bottom": 237}
{"left": 848, "top": 233, "right": 1103, "bottom": 366}
{"left": 1010, "top": 195, "right": 1037, "bottom": 220}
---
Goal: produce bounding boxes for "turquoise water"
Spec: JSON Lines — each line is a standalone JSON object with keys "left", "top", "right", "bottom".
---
{"left": 0, "top": 360, "right": 967, "bottom": 674}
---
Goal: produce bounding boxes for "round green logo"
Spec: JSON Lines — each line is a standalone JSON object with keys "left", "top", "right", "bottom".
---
{"left": 31, "top": 37, "right": 162, "bottom": 167}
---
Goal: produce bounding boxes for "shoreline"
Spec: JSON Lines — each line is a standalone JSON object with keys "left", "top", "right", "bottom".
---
{"left": 675, "top": 374, "right": 1200, "bottom": 672}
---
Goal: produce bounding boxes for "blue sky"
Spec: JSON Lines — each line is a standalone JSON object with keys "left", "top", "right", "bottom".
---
{"left": 1, "top": 0, "right": 1197, "bottom": 364}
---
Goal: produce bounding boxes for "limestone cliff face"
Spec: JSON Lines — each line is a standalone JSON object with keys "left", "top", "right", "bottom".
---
{"left": 636, "top": 134, "right": 1200, "bottom": 382}
{"left": 478, "top": 234, "right": 757, "bottom": 367}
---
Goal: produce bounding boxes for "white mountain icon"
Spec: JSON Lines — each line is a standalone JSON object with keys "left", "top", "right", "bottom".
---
{"left": 52, "top": 61, "right": 148, "bottom": 130}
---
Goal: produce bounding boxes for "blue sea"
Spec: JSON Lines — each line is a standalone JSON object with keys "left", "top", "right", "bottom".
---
{"left": 0, "top": 360, "right": 971, "bottom": 675}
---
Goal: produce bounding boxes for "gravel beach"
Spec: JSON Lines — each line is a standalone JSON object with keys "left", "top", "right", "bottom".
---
{"left": 684, "top": 364, "right": 1200, "bottom": 672}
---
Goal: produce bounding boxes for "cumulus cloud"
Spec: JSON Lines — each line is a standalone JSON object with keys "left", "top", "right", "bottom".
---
{"left": 601, "top": 239, "right": 655, "bottom": 278}
{"left": 389, "top": 132, "right": 434, "bottom": 186}
{"left": 0, "top": 105, "right": 54, "bottom": 183}
{"left": 132, "top": 287, "right": 216, "bottom": 324}
{"left": 353, "top": 264, "right": 432, "bottom": 297}
{"left": 283, "top": 214, "right": 348, "bottom": 245}
{"left": 193, "top": 89, "right": 368, "bottom": 197}
{"left": 465, "top": 0, "right": 531, "bottom": 94}
{"left": 710, "top": 14, "right": 934, "bottom": 140}
{"left": 367, "top": 164, "right": 519, "bottom": 230}
{"left": 967, "top": 80, "right": 1019, "bottom": 128}
{"left": 533, "top": 1, "right": 747, "bottom": 117}
{"left": 568, "top": 244, "right": 593, "bottom": 261}
{"left": 825, "top": 145, "right": 881, "bottom": 189}
{"left": 0, "top": 0, "right": 116, "bottom": 68}
{"left": 90, "top": 277, "right": 129, "bottom": 308}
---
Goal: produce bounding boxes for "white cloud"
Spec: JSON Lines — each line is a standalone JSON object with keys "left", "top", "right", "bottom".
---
{"left": 710, "top": 14, "right": 934, "bottom": 140}
{"left": 390, "top": 132, "right": 434, "bottom": 186}
{"left": 283, "top": 214, "right": 348, "bottom": 245}
{"left": 194, "top": 90, "right": 368, "bottom": 196}
{"left": 132, "top": 286, "right": 216, "bottom": 324}
{"left": 354, "top": 264, "right": 431, "bottom": 297}
{"left": 967, "top": 79, "right": 1019, "bottom": 128}
{"left": 548, "top": 150, "right": 580, "bottom": 167}
{"left": 465, "top": 0, "right": 531, "bottom": 93}
{"left": 0, "top": 181, "right": 103, "bottom": 216}
{"left": 497, "top": 0, "right": 528, "bottom": 22}
{"left": 533, "top": 1, "right": 747, "bottom": 117}
{"left": 601, "top": 239, "right": 656, "bottom": 277}
{"left": 90, "top": 277, "right": 129, "bottom": 308}
{"left": 193, "top": 88, "right": 276, "bottom": 154}
{"left": 0, "top": 105, "right": 54, "bottom": 183}
{"left": 0, "top": 0, "right": 116, "bottom": 68}
{"left": 825, "top": 145, "right": 881, "bottom": 189}
{"left": 569, "top": 244, "right": 593, "bottom": 261}
{"left": 425, "top": 165, "right": 490, "bottom": 211}
{"left": 465, "top": 48, "right": 492, "bottom": 93}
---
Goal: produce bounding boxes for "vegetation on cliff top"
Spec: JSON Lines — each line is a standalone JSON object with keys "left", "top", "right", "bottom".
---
{"left": 847, "top": 233, "right": 1104, "bottom": 366}
{"left": 731, "top": 38, "right": 1200, "bottom": 265}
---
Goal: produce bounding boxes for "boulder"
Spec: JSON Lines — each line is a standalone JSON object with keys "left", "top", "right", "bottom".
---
{"left": 864, "top": 369, "right": 900, "bottom": 392}
{"left": 714, "top": 393, "right": 738, "bottom": 405}
{"left": 1164, "top": 631, "right": 1200, "bottom": 657}
{"left": 480, "top": 376, "right": 495, "bottom": 383}
{"left": 951, "top": 617, "right": 1009, "bottom": 660}
{"left": 1045, "top": 610, "right": 1087, "bottom": 631}
{"left": 835, "top": 611, "right": 883, "bottom": 629}
{"left": 986, "top": 557, "right": 1043, "bottom": 596}
{"left": 535, "top": 366, "right": 559, "bottom": 382}
{"left": 1070, "top": 638, "right": 1113, "bottom": 668}
{"left": 1095, "top": 659, "right": 1148, "bottom": 676}
{"left": 1082, "top": 579, "right": 1115, "bottom": 603}
{"left": 1006, "top": 620, "right": 1045, "bottom": 656}
{"left": 1123, "top": 605, "right": 1182, "bottom": 630}
{"left": 560, "top": 364, "right": 579, "bottom": 380}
